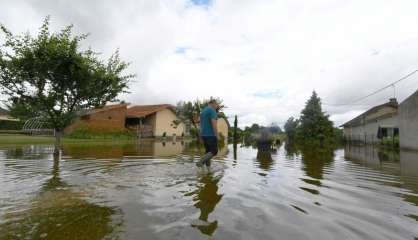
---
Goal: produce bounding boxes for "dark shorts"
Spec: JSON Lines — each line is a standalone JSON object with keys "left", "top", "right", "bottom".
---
{"left": 202, "top": 136, "right": 218, "bottom": 155}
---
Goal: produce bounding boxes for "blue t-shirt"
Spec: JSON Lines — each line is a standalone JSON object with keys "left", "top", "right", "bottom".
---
{"left": 200, "top": 106, "right": 218, "bottom": 136}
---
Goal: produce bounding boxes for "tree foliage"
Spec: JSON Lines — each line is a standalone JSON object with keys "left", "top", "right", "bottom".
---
{"left": 296, "top": 91, "right": 334, "bottom": 144}
{"left": 0, "top": 17, "right": 134, "bottom": 137}
{"left": 286, "top": 91, "right": 337, "bottom": 146}
{"left": 284, "top": 117, "right": 299, "bottom": 142}
{"left": 176, "top": 97, "right": 226, "bottom": 138}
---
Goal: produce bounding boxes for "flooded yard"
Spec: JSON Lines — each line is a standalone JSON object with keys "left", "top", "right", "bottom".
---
{"left": 0, "top": 141, "right": 417, "bottom": 240}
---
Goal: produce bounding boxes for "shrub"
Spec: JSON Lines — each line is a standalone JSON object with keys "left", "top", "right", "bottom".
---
{"left": 0, "top": 120, "right": 24, "bottom": 130}
{"left": 66, "top": 128, "right": 136, "bottom": 139}
{"left": 381, "top": 136, "right": 399, "bottom": 148}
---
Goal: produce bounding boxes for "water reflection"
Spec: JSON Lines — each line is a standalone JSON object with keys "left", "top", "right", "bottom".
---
{"left": 300, "top": 147, "right": 334, "bottom": 180}
{"left": 62, "top": 140, "right": 186, "bottom": 159}
{"left": 3, "top": 145, "right": 53, "bottom": 160}
{"left": 135, "top": 140, "right": 185, "bottom": 157}
{"left": 344, "top": 145, "right": 418, "bottom": 208}
{"left": 189, "top": 172, "right": 223, "bottom": 236}
{"left": 256, "top": 150, "right": 274, "bottom": 172}
{"left": 0, "top": 151, "right": 121, "bottom": 240}
{"left": 285, "top": 143, "right": 335, "bottom": 180}
{"left": 1, "top": 142, "right": 418, "bottom": 239}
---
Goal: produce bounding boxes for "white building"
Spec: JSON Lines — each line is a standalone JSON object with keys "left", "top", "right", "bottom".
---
{"left": 342, "top": 98, "right": 399, "bottom": 144}
{"left": 399, "top": 90, "right": 418, "bottom": 150}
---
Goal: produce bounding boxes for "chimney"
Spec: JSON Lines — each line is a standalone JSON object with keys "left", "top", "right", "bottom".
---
{"left": 389, "top": 98, "right": 398, "bottom": 107}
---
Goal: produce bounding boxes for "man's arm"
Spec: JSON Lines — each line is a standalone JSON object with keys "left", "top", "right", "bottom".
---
{"left": 211, "top": 119, "right": 218, "bottom": 137}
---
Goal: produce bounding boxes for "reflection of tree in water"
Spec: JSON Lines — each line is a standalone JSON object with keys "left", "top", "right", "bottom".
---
{"left": 189, "top": 172, "right": 223, "bottom": 236}
{"left": 0, "top": 151, "right": 122, "bottom": 240}
{"left": 3, "top": 145, "right": 52, "bottom": 160}
{"left": 256, "top": 150, "right": 274, "bottom": 171}
{"left": 285, "top": 143, "right": 335, "bottom": 180}
{"left": 299, "top": 145, "right": 335, "bottom": 180}
{"left": 284, "top": 143, "right": 299, "bottom": 158}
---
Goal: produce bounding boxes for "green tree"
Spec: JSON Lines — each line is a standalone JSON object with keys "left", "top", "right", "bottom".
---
{"left": 233, "top": 115, "right": 238, "bottom": 142}
{"left": 176, "top": 100, "right": 200, "bottom": 139}
{"left": 267, "top": 122, "right": 282, "bottom": 134}
{"left": 296, "top": 91, "right": 335, "bottom": 146}
{"left": 0, "top": 17, "right": 134, "bottom": 147}
{"left": 284, "top": 117, "right": 299, "bottom": 142}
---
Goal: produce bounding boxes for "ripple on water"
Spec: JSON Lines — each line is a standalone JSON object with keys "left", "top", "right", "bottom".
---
{"left": 0, "top": 144, "right": 418, "bottom": 240}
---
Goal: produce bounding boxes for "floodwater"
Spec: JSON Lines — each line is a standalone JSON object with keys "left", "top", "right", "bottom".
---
{"left": 0, "top": 141, "right": 417, "bottom": 240}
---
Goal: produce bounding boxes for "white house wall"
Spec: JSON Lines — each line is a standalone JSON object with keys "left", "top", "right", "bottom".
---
{"left": 154, "top": 109, "right": 185, "bottom": 137}
{"left": 345, "top": 115, "right": 399, "bottom": 143}
{"left": 399, "top": 90, "right": 418, "bottom": 150}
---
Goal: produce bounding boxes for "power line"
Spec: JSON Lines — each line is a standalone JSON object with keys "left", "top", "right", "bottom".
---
{"left": 323, "top": 69, "right": 418, "bottom": 107}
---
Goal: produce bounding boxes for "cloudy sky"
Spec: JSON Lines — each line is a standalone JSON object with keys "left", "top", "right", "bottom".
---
{"left": 1, "top": 0, "right": 418, "bottom": 127}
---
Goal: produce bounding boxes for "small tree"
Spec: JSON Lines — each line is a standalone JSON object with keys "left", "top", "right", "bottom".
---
{"left": 176, "top": 101, "right": 199, "bottom": 138}
{"left": 0, "top": 17, "right": 134, "bottom": 148}
{"left": 296, "top": 91, "right": 335, "bottom": 146}
{"left": 233, "top": 115, "right": 238, "bottom": 143}
{"left": 284, "top": 117, "right": 299, "bottom": 142}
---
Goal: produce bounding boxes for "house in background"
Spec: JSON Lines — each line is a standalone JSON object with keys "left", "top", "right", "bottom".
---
{"left": 0, "top": 107, "right": 19, "bottom": 122}
{"left": 60, "top": 103, "right": 230, "bottom": 141}
{"left": 217, "top": 117, "right": 229, "bottom": 142}
{"left": 65, "top": 103, "right": 129, "bottom": 134}
{"left": 65, "top": 103, "right": 187, "bottom": 138}
{"left": 126, "top": 104, "right": 186, "bottom": 138}
{"left": 342, "top": 98, "right": 399, "bottom": 144}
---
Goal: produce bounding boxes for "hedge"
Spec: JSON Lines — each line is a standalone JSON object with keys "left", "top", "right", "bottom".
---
{"left": 0, "top": 120, "right": 24, "bottom": 130}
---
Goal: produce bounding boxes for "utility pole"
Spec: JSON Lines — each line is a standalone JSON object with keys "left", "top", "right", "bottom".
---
{"left": 233, "top": 115, "right": 238, "bottom": 143}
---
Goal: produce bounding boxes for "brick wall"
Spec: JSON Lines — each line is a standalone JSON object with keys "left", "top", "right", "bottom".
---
{"left": 65, "top": 106, "right": 127, "bottom": 134}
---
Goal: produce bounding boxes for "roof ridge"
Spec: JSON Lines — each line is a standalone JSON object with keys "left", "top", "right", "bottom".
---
{"left": 129, "top": 104, "right": 173, "bottom": 108}
{"left": 126, "top": 104, "right": 176, "bottom": 118}
{"left": 341, "top": 101, "right": 398, "bottom": 127}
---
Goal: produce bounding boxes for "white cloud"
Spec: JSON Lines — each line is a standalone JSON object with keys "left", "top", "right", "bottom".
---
{"left": 1, "top": 0, "right": 418, "bottom": 127}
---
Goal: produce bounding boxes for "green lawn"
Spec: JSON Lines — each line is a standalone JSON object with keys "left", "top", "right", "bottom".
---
{"left": 0, "top": 134, "right": 138, "bottom": 146}
{"left": 0, "top": 134, "right": 55, "bottom": 144}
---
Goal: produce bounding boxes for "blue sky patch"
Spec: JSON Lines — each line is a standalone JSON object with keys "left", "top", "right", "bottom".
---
{"left": 252, "top": 89, "right": 283, "bottom": 98}
{"left": 190, "top": 0, "right": 212, "bottom": 6}
{"left": 175, "top": 47, "right": 190, "bottom": 54}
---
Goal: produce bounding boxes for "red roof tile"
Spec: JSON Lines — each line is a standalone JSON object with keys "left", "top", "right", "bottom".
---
{"left": 127, "top": 104, "right": 175, "bottom": 118}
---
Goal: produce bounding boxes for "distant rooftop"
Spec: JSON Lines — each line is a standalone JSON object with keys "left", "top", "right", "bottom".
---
{"left": 0, "top": 107, "right": 9, "bottom": 115}
{"left": 341, "top": 98, "right": 398, "bottom": 127}
{"left": 127, "top": 104, "right": 175, "bottom": 118}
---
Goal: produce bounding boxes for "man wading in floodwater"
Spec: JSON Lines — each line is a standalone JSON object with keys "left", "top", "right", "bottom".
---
{"left": 196, "top": 100, "right": 219, "bottom": 167}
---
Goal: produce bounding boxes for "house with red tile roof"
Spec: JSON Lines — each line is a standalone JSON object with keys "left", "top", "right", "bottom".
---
{"left": 65, "top": 103, "right": 187, "bottom": 138}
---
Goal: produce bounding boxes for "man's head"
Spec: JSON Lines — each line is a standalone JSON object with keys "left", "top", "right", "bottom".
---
{"left": 208, "top": 99, "right": 219, "bottom": 111}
